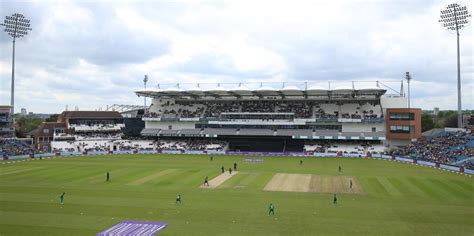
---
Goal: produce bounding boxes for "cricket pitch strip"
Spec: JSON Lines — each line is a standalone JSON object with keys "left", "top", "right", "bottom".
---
{"left": 200, "top": 171, "right": 239, "bottom": 188}
{"left": 264, "top": 173, "right": 363, "bottom": 194}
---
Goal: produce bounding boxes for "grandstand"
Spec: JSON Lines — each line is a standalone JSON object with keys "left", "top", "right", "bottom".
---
{"left": 136, "top": 81, "right": 420, "bottom": 152}
{"left": 50, "top": 111, "right": 125, "bottom": 152}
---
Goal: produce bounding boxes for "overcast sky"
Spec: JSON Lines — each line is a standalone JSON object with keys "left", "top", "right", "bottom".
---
{"left": 0, "top": 0, "right": 472, "bottom": 113}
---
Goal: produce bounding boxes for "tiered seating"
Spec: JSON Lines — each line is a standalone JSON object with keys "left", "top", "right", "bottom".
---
{"left": 0, "top": 138, "right": 33, "bottom": 155}
{"left": 71, "top": 124, "right": 124, "bottom": 131}
{"left": 141, "top": 128, "right": 161, "bottom": 136}
{"left": 340, "top": 103, "right": 361, "bottom": 119}
{"left": 395, "top": 131, "right": 473, "bottom": 165}
{"left": 241, "top": 101, "right": 275, "bottom": 113}
{"left": 159, "top": 130, "right": 179, "bottom": 136}
{"left": 277, "top": 101, "right": 313, "bottom": 118}
{"left": 204, "top": 102, "right": 240, "bottom": 117}
{"left": 179, "top": 129, "right": 202, "bottom": 135}
{"left": 316, "top": 104, "right": 338, "bottom": 119}
{"left": 304, "top": 141, "right": 385, "bottom": 154}
{"left": 361, "top": 103, "right": 381, "bottom": 119}
{"left": 156, "top": 139, "right": 227, "bottom": 151}
{"left": 113, "top": 140, "right": 156, "bottom": 150}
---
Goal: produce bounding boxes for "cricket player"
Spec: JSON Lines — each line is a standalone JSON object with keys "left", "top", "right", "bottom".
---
{"left": 221, "top": 166, "right": 225, "bottom": 174}
{"left": 233, "top": 162, "right": 237, "bottom": 171}
{"left": 350, "top": 180, "right": 353, "bottom": 189}
{"left": 333, "top": 193, "right": 337, "bottom": 205}
{"left": 106, "top": 172, "right": 110, "bottom": 182}
{"left": 204, "top": 176, "right": 209, "bottom": 186}
{"left": 59, "top": 192, "right": 66, "bottom": 205}
{"left": 300, "top": 160, "right": 303, "bottom": 165}
{"left": 210, "top": 156, "right": 214, "bottom": 161}
{"left": 176, "top": 194, "right": 182, "bottom": 204}
{"left": 229, "top": 168, "right": 232, "bottom": 175}
{"left": 268, "top": 203, "right": 275, "bottom": 215}
{"left": 338, "top": 166, "right": 342, "bottom": 172}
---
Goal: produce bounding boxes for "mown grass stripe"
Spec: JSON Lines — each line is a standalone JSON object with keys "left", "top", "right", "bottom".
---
{"left": 0, "top": 166, "right": 58, "bottom": 181}
{"left": 366, "top": 177, "right": 390, "bottom": 196}
{"left": 12, "top": 166, "right": 79, "bottom": 184}
{"left": 429, "top": 179, "right": 471, "bottom": 199}
{"left": 407, "top": 177, "right": 444, "bottom": 200}
{"left": 376, "top": 177, "right": 402, "bottom": 197}
{"left": 177, "top": 169, "right": 213, "bottom": 186}
{"left": 386, "top": 177, "right": 416, "bottom": 196}
{"left": 449, "top": 179, "right": 474, "bottom": 193}
{"left": 0, "top": 223, "right": 99, "bottom": 236}
{"left": 247, "top": 172, "right": 274, "bottom": 190}
{"left": 129, "top": 169, "right": 177, "bottom": 185}
{"left": 237, "top": 172, "right": 261, "bottom": 188}
{"left": 0, "top": 167, "right": 44, "bottom": 176}
{"left": 152, "top": 169, "right": 194, "bottom": 186}
{"left": 0, "top": 211, "right": 106, "bottom": 231}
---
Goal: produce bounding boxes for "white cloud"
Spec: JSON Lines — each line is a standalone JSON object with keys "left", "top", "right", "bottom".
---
{"left": 0, "top": 0, "right": 472, "bottom": 113}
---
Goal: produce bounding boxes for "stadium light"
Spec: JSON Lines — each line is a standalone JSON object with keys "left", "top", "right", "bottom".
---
{"left": 143, "top": 75, "right": 148, "bottom": 110}
{"left": 405, "top": 72, "right": 411, "bottom": 109}
{"left": 0, "top": 13, "right": 32, "bottom": 115}
{"left": 438, "top": 3, "right": 471, "bottom": 128}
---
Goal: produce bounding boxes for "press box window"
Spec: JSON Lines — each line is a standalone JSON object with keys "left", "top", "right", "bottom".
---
{"left": 389, "top": 113, "right": 415, "bottom": 120}
{"left": 390, "top": 125, "right": 415, "bottom": 134}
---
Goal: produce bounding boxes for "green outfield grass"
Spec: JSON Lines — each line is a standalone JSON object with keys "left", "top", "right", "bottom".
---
{"left": 0, "top": 154, "right": 473, "bottom": 235}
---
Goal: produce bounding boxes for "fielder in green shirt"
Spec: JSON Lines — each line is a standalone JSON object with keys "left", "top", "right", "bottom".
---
{"left": 59, "top": 192, "right": 66, "bottom": 205}
{"left": 176, "top": 194, "right": 182, "bottom": 204}
{"left": 268, "top": 203, "right": 275, "bottom": 215}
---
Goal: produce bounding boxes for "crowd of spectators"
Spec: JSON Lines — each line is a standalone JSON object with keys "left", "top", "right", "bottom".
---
{"left": 156, "top": 139, "right": 227, "bottom": 151}
{"left": 74, "top": 132, "right": 122, "bottom": 140}
{"left": 204, "top": 102, "right": 240, "bottom": 117}
{"left": 112, "top": 140, "right": 156, "bottom": 151}
{"left": 341, "top": 113, "right": 362, "bottom": 119}
{"left": 314, "top": 108, "right": 338, "bottom": 119}
{"left": 143, "top": 99, "right": 383, "bottom": 120}
{"left": 277, "top": 101, "right": 313, "bottom": 118}
{"left": 304, "top": 141, "right": 382, "bottom": 154}
{"left": 464, "top": 162, "right": 474, "bottom": 169}
{"left": 1, "top": 138, "right": 33, "bottom": 156}
{"left": 70, "top": 123, "right": 123, "bottom": 131}
{"left": 241, "top": 101, "right": 275, "bottom": 113}
{"left": 393, "top": 131, "right": 473, "bottom": 165}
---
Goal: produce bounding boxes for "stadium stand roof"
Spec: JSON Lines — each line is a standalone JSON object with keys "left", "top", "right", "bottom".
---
{"left": 136, "top": 82, "right": 387, "bottom": 98}
{"left": 59, "top": 111, "right": 123, "bottom": 119}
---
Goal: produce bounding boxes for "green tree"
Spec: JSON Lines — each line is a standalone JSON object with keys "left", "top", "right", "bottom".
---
{"left": 15, "top": 117, "right": 45, "bottom": 138}
{"left": 46, "top": 114, "right": 59, "bottom": 122}
{"left": 421, "top": 113, "right": 435, "bottom": 132}
{"left": 443, "top": 113, "right": 458, "bottom": 128}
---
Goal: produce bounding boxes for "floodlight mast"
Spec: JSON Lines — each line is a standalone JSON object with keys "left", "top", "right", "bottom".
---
{"left": 143, "top": 75, "right": 149, "bottom": 110}
{"left": 405, "top": 72, "right": 411, "bottom": 109}
{"left": 0, "top": 13, "right": 32, "bottom": 115}
{"left": 438, "top": 3, "right": 471, "bottom": 128}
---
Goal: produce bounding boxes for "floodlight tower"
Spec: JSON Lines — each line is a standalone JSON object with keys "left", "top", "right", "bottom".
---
{"left": 405, "top": 72, "right": 411, "bottom": 109}
{"left": 143, "top": 75, "right": 149, "bottom": 110}
{"left": 438, "top": 3, "right": 471, "bottom": 128}
{"left": 0, "top": 13, "right": 32, "bottom": 115}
